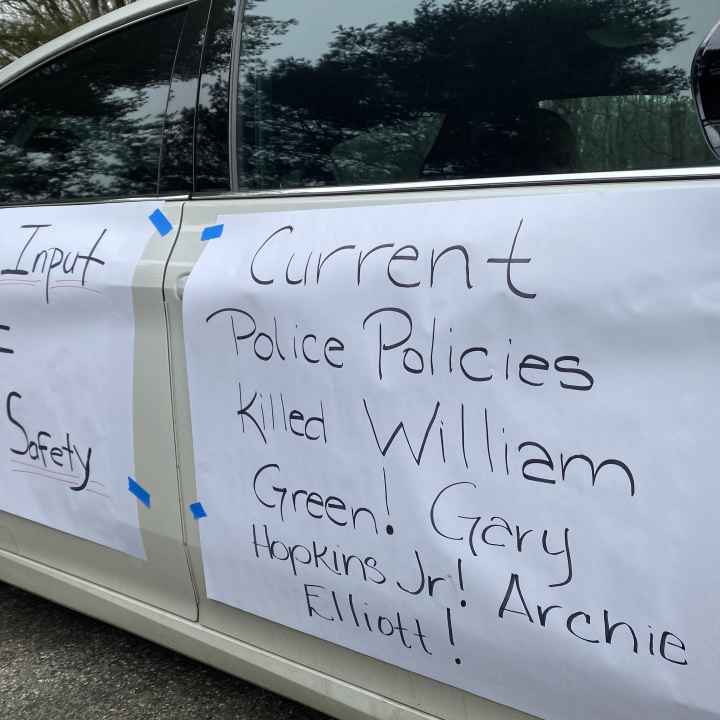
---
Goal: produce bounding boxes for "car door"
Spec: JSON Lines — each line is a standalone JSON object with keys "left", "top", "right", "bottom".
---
{"left": 0, "top": 0, "right": 199, "bottom": 620}
{"left": 165, "top": 1, "right": 720, "bottom": 719}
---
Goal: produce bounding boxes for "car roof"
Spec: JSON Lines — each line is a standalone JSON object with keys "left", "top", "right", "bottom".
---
{"left": 0, "top": 0, "right": 194, "bottom": 90}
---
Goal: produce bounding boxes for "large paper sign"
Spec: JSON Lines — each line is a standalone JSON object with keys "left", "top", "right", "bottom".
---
{"left": 184, "top": 186, "right": 720, "bottom": 720}
{"left": 0, "top": 202, "right": 158, "bottom": 558}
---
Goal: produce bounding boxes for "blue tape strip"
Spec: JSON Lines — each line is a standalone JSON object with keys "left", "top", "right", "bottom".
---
{"left": 128, "top": 477, "right": 151, "bottom": 508}
{"left": 189, "top": 501, "right": 207, "bottom": 519}
{"left": 149, "top": 209, "right": 173, "bottom": 237}
{"left": 201, "top": 224, "right": 224, "bottom": 242}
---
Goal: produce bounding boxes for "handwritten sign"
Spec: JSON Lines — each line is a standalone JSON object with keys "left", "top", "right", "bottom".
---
{"left": 0, "top": 203, "right": 159, "bottom": 558}
{"left": 183, "top": 187, "right": 720, "bottom": 720}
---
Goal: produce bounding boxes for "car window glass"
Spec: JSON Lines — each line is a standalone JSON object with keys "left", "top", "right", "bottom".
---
{"left": 0, "top": 8, "right": 187, "bottom": 205}
{"left": 235, "top": 0, "right": 720, "bottom": 190}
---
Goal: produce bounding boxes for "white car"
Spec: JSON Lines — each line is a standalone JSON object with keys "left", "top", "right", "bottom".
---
{"left": 1, "top": 1, "right": 720, "bottom": 719}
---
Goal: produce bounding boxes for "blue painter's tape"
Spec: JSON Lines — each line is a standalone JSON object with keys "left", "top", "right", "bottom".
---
{"left": 201, "top": 224, "right": 224, "bottom": 241}
{"left": 128, "top": 477, "right": 151, "bottom": 508}
{"left": 149, "top": 208, "right": 173, "bottom": 237}
{"left": 189, "top": 501, "right": 207, "bottom": 519}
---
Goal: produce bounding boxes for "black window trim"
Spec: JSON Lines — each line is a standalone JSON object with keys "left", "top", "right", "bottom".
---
{"left": 158, "top": 0, "right": 214, "bottom": 196}
{"left": 193, "top": 0, "right": 237, "bottom": 192}
{"left": 228, "top": 0, "right": 245, "bottom": 192}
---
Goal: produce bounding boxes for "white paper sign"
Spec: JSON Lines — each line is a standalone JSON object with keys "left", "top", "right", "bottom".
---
{"left": 184, "top": 185, "right": 720, "bottom": 720}
{"left": 0, "top": 202, "right": 159, "bottom": 558}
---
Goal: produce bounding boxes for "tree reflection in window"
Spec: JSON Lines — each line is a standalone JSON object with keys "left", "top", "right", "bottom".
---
{"left": 236, "top": 0, "right": 717, "bottom": 190}
{"left": 0, "top": 8, "right": 186, "bottom": 204}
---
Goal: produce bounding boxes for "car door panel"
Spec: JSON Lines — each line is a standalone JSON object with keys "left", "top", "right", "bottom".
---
{"left": 0, "top": 3, "right": 199, "bottom": 619}
{"left": 168, "top": 171, "right": 720, "bottom": 719}
{"left": 159, "top": 1, "right": 720, "bottom": 714}
{"left": 0, "top": 199, "right": 197, "bottom": 619}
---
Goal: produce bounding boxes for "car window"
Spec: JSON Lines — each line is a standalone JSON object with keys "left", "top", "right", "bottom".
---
{"left": 0, "top": 8, "right": 187, "bottom": 205}
{"left": 235, "top": 0, "right": 720, "bottom": 190}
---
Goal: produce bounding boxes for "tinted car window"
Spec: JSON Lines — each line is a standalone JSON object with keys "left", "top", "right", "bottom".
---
{"left": 235, "top": 0, "right": 719, "bottom": 190}
{"left": 0, "top": 8, "right": 187, "bottom": 204}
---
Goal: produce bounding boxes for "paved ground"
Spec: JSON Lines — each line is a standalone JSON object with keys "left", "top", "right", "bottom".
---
{"left": 0, "top": 581, "right": 332, "bottom": 720}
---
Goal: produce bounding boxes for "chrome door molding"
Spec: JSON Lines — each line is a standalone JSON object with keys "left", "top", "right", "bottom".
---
{"left": 191, "top": 165, "right": 720, "bottom": 202}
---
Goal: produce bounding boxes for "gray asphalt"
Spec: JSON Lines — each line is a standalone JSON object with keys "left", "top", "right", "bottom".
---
{"left": 0, "top": 581, "right": 332, "bottom": 720}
